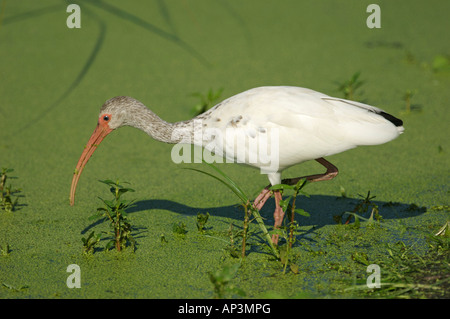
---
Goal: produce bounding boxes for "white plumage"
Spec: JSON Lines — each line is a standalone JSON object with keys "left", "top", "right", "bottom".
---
{"left": 196, "top": 86, "right": 403, "bottom": 185}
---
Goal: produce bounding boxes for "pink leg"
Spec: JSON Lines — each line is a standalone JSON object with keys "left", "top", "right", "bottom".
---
{"left": 281, "top": 158, "right": 338, "bottom": 185}
{"left": 254, "top": 188, "right": 272, "bottom": 211}
{"left": 271, "top": 191, "right": 284, "bottom": 244}
{"left": 253, "top": 157, "right": 339, "bottom": 245}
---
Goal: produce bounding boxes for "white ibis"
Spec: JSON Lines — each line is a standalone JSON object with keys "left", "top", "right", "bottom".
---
{"left": 70, "top": 86, "right": 404, "bottom": 244}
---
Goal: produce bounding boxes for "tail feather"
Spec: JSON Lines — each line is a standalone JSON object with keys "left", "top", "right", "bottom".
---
{"left": 377, "top": 111, "right": 403, "bottom": 127}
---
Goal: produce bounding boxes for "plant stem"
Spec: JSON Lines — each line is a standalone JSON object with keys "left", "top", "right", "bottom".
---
{"left": 250, "top": 205, "right": 279, "bottom": 259}
{"left": 0, "top": 172, "right": 5, "bottom": 194}
{"left": 115, "top": 215, "right": 120, "bottom": 251}
{"left": 185, "top": 162, "right": 280, "bottom": 259}
{"left": 288, "top": 196, "right": 297, "bottom": 250}
{"left": 241, "top": 202, "right": 249, "bottom": 258}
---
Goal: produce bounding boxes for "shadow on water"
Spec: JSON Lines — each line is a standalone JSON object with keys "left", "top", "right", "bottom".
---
{"left": 126, "top": 194, "right": 426, "bottom": 229}
{"left": 80, "top": 194, "right": 427, "bottom": 255}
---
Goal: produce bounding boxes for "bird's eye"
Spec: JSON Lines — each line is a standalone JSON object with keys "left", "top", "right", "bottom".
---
{"left": 103, "top": 115, "right": 110, "bottom": 121}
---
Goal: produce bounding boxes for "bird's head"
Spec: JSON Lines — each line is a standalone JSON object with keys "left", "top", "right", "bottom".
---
{"left": 69, "top": 96, "right": 141, "bottom": 206}
{"left": 98, "top": 96, "right": 143, "bottom": 130}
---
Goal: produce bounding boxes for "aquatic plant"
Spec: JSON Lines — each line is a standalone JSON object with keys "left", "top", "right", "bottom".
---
{"left": 0, "top": 168, "right": 22, "bottom": 213}
{"left": 89, "top": 179, "right": 136, "bottom": 252}
{"left": 1, "top": 282, "right": 29, "bottom": 292}
{"left": 336, "top": 72, "right": 364, "bottom": 101}
{"left": 432, "top": 54, "right": 450, "bottom": 73}
{"left": 403, "top": 89, "right": 415, "bottom": 114}
{"left": 401, "top": 89, "right": 422, "bottom": 114}
{"left": 172, "top": 221, "right": 188, "bottom": 237}
{"left": 185, "top": 161, "right": 279, "bottom": 259}
{"left": 81, "top": 231, "right": 102, "bottom": 254}
{"left": 160, "top": 233, "right": 168, "bottom": 244}
{"left": 196, "top": 212, "right": 210, "bottom": 233}
{"left": 346, "top": 235, "right": 450, "bottom": 298}
{"left": 270, "top": 179, "right": 309, "bottom": 274}
{"left": 334, "top": 191, "right": 381, "bottom": 226}
{"left": 0, "top": 243, "right": 10, "bottom": 256}
{"left": 209, "top": 263, "right": 244, "bottom": 298}
{"left": 434, "top": 220, "right": 449, "bottom": 237}
{"left": 190, "top": 88, "right": 223, "bottom": 116}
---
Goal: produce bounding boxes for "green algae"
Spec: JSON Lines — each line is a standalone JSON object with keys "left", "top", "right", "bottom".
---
{"left": 1, "top": 0, "right": 449, "bottom": 299}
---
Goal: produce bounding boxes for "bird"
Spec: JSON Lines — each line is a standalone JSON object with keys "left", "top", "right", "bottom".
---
{"left": 70, "top": 86, "right": 404, "bottom": 244}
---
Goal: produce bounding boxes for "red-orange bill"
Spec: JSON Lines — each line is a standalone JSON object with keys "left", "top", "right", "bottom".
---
{"left": 70, "top": 123, "right": 112, "bottom": 206}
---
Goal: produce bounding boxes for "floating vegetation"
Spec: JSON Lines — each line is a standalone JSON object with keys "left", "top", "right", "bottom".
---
{"left": 336, "top": 72, "right": 365, "bottom": 101}
{"left": 190, "top": 88, "right": 224, "bottom": 116}
{"left": 1, "top": 168, "right": 23, "bottom": 213}
{"left": 87, "top": 180, "right": 136, "bottom": 252}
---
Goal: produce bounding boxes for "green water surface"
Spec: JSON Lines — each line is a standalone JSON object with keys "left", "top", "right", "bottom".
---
{"left": 0, "top": 0, "right": 449, "bottom": 299}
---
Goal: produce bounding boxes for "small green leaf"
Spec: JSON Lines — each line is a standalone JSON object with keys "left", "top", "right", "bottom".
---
{"left": 278, "top": 197, "right": 292, "bottom": 211}
{"left": 119, "top": 187, "right": 135, "bottom": 194}
{"left": 294, "top": 208, "right": 310, "bottom": 217}
{"left": 293, "top": 178, "right": 308, "bottom": 191}
{"left": 269, "top": 229, "right": 286, "bottom": 237}
{"left": 290, "top": 263, "right": 300, "bottom": 274}
{"left": 353, "top": 215, "right": 360, "bottom": 229}
{"left": 351, "top": 252, "right": 369, "bottom": 266}
{"left": 99, "top": 179, "right": 115, "bottom": 186}
{"left": 100, "top": 198, "right": 114, "bottom": 208}
{"left": 105, "top": 240, "right": 115, "bottom": 250}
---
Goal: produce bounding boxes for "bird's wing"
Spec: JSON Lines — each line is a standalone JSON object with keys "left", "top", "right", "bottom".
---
{"left": 196, "top": 86, "right": 402, "bottom": 172}
{"left": 255, "top": 87, "right": 401, "bottom": 146}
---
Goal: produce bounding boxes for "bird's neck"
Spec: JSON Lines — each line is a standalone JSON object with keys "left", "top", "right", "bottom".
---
{"left": 127, "top": 107, "right": 195, "bottom": 144}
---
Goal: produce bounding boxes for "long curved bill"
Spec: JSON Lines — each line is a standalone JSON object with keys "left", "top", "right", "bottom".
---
{"left": 70, "top": 123, "right": 112, "bottom": 206}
